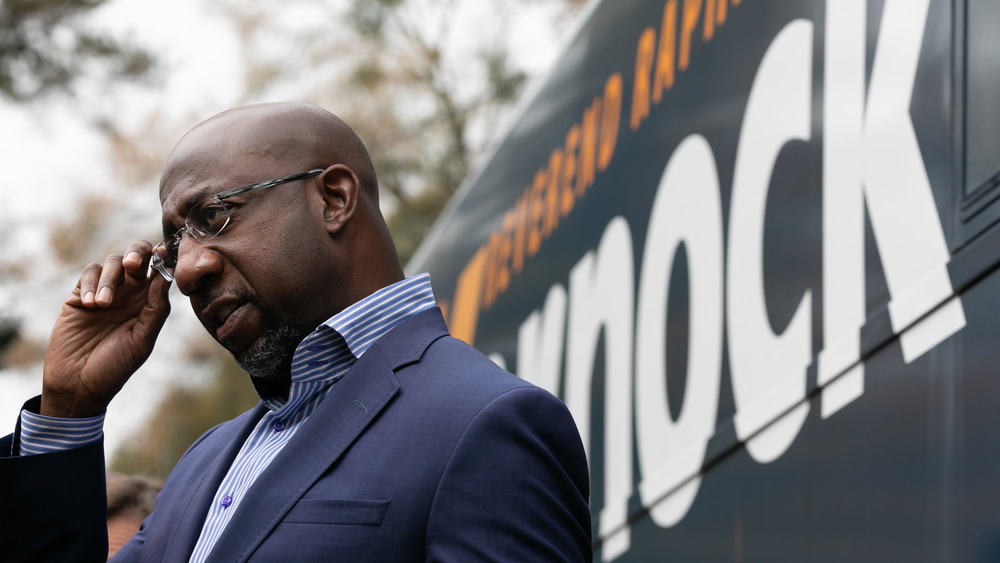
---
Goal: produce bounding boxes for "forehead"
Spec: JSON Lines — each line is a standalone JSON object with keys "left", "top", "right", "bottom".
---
{"left": 158, "top": 152, "right": 280, "bottom": 230}
{"left": 159, "top": 172, "right": 221, "bottom": 232}
{"left": 158, "top": 110, "right": 301, "bottom": 233}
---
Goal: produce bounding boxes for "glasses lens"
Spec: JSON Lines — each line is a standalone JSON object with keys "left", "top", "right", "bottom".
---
{"left": 186, "top": 199, "right": 231, "bottom": 241}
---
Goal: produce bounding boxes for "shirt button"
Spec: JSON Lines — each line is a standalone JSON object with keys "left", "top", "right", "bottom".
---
{"left": 272, "top": 420, "right": 286, "bottom": 431}
{"left": 221, "top": 495, "right": 233, "bottom": 508}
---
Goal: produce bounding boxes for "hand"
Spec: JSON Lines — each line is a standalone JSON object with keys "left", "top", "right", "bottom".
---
{"left": 41, "top": 241, "right": 172, "bottom": 418}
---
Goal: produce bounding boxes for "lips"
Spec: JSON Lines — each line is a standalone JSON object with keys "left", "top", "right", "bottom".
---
{"left": 201, "top": 296, "right": 259, "bottom": 352}
{"left": 215, "top": 302, "right": 249, "bottom": 347}
{"left": 216, "top": 302, "right": 240, "bottom": 326}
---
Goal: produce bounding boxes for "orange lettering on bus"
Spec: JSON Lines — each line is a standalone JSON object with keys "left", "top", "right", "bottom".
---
{"left": 483, "top": 225, "right": 511, "bottom": 309}
{"left": 680, "top": 0, "right": 702, "bottom": 70}
{"left": 544, "top": 149, "right": 564, "bottom": 237}
{"left": 653, "top": 0, "right": 678, "bottom": 103}
{"left": 483, "top": 233, "right": 497, "bottom": 307}
{"left": 512, "top": 192, "right": 528, "bottom": 274}
{"left": 631, "top": 27, "right": 656, "bottom": 130}
{"left": 704, "top": 0, "right": 716, "bottom": 40}
{"left": 599, "top": 73, "right": 622, "bottom": 171}
{"left": 451, "top": 63, "right": 636, "bottom": 318}
{"left": 449, "top": 246, "right": 486, "bottom": 345}
{"left": 716, "top": 0, "right": 728, "bottom": 25}
{"left": 495, "top": 231, "right": 511, "bottom": 298}
{"left": 527, "top": 168, "right": 546, "bottom": 256}
{"left": 578, "top": 97, "right": 600, "bottom": 196}
{"left": 562, "top": 124, "right": 580, "bottom": 216}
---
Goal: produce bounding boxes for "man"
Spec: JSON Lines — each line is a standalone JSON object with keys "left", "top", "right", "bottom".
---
{"left": 0, "top": 102, "right": 592, "bottom": 561}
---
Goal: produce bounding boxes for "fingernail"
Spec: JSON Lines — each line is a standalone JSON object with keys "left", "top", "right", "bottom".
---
{"left": 84, "top": 291, "right": 95, "bottom": 304}
{"left": 97, "top": 287, "right": 112, "bottom": 303}
{"left": 125, "top": 251, "right": 140, "bottom": 266}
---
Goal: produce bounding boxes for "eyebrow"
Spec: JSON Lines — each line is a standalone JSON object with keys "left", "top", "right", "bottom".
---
{"left": 160, "top": 185, "right": 220, "bottom": 238}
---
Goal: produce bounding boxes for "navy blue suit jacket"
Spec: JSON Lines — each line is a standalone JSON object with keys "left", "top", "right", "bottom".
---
{"left": 0, "top": 308, "right": 592, "bottom": 561}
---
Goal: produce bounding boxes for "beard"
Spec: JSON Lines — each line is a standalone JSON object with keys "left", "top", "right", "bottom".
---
{"left": 228, "top": 295, "right": 308, "bottom": 402}
{"left": 238, "top": 321, "right": 305, "bottom": 380}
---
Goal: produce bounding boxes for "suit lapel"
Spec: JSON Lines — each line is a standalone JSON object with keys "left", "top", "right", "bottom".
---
{"left": 197, "top": 307, "right": 450, "bottom": 562}
{"left": 150, "top": 404, "right": 268, "bottom": 563}
{"left": 204, "top": 349, "right": 401, "bottom": 563}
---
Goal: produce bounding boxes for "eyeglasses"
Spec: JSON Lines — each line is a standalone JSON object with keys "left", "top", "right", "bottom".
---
{"left": 150, "top": 168, "right": 325, "bottom": 281}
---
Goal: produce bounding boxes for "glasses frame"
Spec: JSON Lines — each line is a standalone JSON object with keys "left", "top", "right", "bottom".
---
{"left": 150, "top": 168, "right": 326, "bottom": 281}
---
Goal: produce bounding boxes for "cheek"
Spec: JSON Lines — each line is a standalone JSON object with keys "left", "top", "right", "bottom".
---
{"left": 236, "top": 223, "right": 330, "bottom": 309}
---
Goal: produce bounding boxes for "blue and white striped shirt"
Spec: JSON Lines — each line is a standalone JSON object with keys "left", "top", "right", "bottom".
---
{"left": 19, "top": 274, "right": 437, "bottom": 562}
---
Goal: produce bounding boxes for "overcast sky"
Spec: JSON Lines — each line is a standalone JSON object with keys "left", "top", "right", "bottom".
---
{"left": 0, "top": 0, "right": 247, "bottom": 456}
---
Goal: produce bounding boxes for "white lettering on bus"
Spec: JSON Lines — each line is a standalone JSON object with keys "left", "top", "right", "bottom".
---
{"left": 635, "top": 134, "right": 723, "bottom": 532}
{"left": 820, "top": 0, "right": 966, "bottom": 418}
{"left": 504, "top": 1, "right": 965, "bottom": 560}
{"left": 727, "top": 18, "right": 814, "bottom": 463}
{"left": 563, "top": 217, "right": 635, "bottom": 561}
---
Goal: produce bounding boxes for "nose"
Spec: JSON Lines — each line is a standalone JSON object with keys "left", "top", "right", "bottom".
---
{"left": 172, "top": 238, "right": 223, "bottom": 296}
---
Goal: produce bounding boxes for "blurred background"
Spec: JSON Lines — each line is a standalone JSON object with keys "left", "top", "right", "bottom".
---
{"left": 0, "top": 0, "right": 585, "bottom": 478}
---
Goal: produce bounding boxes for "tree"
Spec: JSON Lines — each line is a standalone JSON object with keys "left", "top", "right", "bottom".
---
{"left": 212, "top": 0, "right": 583, "bottom": 262}
{"left": 0, "top": 0, "right": 158, "bottom": 371}
{"left": 0, "top": 0, "right": 155, "bottom": 101}
{"left": 105, "top": 0, "right": 585, "bottom": 477}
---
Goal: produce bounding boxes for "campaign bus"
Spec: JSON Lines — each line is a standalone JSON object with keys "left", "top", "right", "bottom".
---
{"left": 407, "top": 0, "right": 1000, "bottom": 560}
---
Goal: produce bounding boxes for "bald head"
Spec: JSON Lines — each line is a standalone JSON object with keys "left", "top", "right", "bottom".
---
{"left": 157, "top": 102, "right": 404, "bottom": 344}
{"left": 160, "top": 102, "right": 379, "bottom": 202}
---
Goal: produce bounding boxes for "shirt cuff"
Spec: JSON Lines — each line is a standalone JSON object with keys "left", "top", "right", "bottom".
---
{"left": 18, "top": 408, "right": 105, "bottom": 456}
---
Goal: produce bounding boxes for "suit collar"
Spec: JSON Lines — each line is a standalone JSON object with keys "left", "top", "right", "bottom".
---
{"left": 152, "top": 404, "right": 268, "bottom": 563}
{"left": 202, "top": 307, "right": 449, "bottom": 562}
{"left": 366, "top": 306, "right": 450, "bottom": 370}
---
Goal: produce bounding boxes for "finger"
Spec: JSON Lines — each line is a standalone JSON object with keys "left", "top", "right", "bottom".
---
{"left": 122, "top": 240, "right": 154, "bottom": 278}
{"left": 140, "top": 275, "right": 173, "bottom": 339}
{"left": 78, "top": 262, "right": 104, "bottom": 308}
{"left": 95, "top": 254, "right": 126, "bottom": 307}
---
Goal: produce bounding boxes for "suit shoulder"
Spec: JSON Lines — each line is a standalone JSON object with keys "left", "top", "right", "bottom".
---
{"left": 401, "top": 335, "right": 559, "bottom": 411}
{"left": 428, "top": 336, "right": 526, "bottom": 381}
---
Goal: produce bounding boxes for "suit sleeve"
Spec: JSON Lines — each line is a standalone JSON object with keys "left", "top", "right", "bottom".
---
{"left": 425, "top": 386, "right": 593, "bottom": 562}
{"left": 0, "top": 398, "right": 109, "bottom": 563}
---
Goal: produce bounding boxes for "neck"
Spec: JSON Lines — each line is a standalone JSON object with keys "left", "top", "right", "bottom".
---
{"left": 249, "top": 373, "right": 292, "bottom": 404}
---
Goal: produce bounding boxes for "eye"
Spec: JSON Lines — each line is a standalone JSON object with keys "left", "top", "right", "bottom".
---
{"left": 189, "top": 201, "right": 231, "bottom": 238}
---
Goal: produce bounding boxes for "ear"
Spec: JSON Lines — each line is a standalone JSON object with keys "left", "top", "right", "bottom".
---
{"left": 318, "top": 164, "right": 361, "bottom": 234}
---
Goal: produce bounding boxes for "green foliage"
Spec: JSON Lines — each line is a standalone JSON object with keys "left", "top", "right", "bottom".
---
{"left": 0, "top": 0, "right": 155, "bottom": 101}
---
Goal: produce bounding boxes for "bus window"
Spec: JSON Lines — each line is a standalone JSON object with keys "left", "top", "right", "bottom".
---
{"left": 964, "top": 0, "right": 1000, "bottom": 196}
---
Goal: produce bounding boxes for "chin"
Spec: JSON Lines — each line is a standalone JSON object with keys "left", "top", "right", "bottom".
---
{"left": 235, "top": 324, "right": 302, "bottom": 380}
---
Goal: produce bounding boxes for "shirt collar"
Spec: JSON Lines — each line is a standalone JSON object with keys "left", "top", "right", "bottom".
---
{"left": 261, "top": 274, "right": 436, "bottom": 412}
{"left": 323, "top": 272, "right": 436, "bottom": 360}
